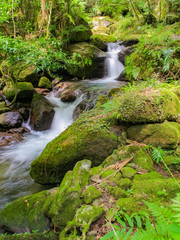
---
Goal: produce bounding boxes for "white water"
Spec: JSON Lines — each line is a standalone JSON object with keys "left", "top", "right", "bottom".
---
{"left": 0, "top": 93, "right": 82, "bottom": 209}
{"left": 0, "top": 42, "right": 124, "bottom": 210}
{"left": 87, "top": 43, "right": 125, "bottom": 84}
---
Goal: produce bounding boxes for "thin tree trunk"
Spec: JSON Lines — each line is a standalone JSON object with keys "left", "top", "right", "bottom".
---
{"left": 129, "top": 0, "right": 140, "bottom": 21}
{"left": 12, "top": 0, "right": 16, "bottom": 38}
{"left": 41, "top": 0, "right": 46, "bottom": 24}
{"left": 46, "top": 1, "right": 53, "bottom": 38}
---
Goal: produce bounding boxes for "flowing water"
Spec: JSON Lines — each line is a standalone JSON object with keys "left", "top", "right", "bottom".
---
{"left": 0, "top": 43, "right": 125, "bottom": 210}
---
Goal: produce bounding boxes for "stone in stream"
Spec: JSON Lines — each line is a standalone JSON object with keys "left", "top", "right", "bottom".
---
{"left": 0, "top": 111, "right": 23, "bottom": 129}
{"left": 30, "top": 93, "right": 55, "bottom": 131}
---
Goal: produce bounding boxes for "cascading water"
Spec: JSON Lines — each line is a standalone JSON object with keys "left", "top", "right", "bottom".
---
{"left": 0, "top": 93, "right": 82, "bottom": 209}
{"left": 0, "top": 42, "right": 125, "bottom": 210}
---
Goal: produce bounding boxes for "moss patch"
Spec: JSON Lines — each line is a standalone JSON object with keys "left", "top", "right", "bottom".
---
{"left": 83, "top": 186, "right": 102, "bottom": 204}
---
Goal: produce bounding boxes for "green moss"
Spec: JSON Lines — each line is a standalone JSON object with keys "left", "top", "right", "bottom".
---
{"left": 108, "top": 186, "right": 127, "bottom": 199}
{"left": 121, "top": 167, "right": 136, "bottom": 179}
{"left": 38, "top": 77, "right": 52, "bottom": 89}
{"left": 90, "top": 165, "right": 103, "bottom": 176}
{"left": 132, "top": 172, "right": 180, "bottom": 201}
{"left": 60, "top": 205, "right": 104, "bottom": 239}
{"left": 44, "top": 160, "right": 92, "bottom": 230}
{"left": 115, "top": 88, "right": 180, "bottom": 123}
{"left": 83, "top": 186, "right": 102, "bottom": 204}
{"left": 100, "top": 169, "right": 117, "bottom": 180}
{"left": 116, "top": 197, "right": 144, "bottom": 214}
{"left": 3, "top": 82, "right": 34, "bottom": 102}
{"left": 163, "top": 155, "right": 180, "bottom": 171}
{"left": 127, "top": 121, "right": 180, "bottom": 149}
{"left": 116, "top": 178, "right": 132, "bottom": 190}
{"left": 70, "top": 25, "right": 92, "bottom": 43}
{"left": 30, "top": 109, "right": 120, "bottom": 184}
{"left": 91, "top": 33, "right": 116, "bottom": 44}
{"left": 0, "top": 189, "right": 57, "bottom": 233}
{"left": 0, "top": 232, "right": 58, "bottom": 240}
{"left": 102, "top": 145, "right": 154, "bottom": 172}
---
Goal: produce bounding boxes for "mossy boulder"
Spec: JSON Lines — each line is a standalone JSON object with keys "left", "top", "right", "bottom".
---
{"left": 92, "top": 16, "right": 114, "bottom": 34}
{"left": 3, "top": 82, "right": 34, "bottom": 102}
{"left": 0, "top": 189, "right": 57, "bottom": 233}
{"left": 30, "top": 93, "right": 55, "bottom": 131}
{"left": 114, "top": 88, "right": 180, "bottom": 123}
{"left": 127, "top": 121, "right": 180, "bottom": 149}
{"left": 70, "top": 25, "right": 92, "bottom": 43}
{"left": 43, "top": 160, "right": 91, "bottom": 230}
{"left": 83, "top": 186, "right": 102, "bottom": 204}
{"left": 91, "top": 33, "right": 116, "bottom": 49}
{"left": 38, "top": 77, "right": 52, "bottom": 90}
{"left": 102, "top": 145, "right": 154, "bottom": 172}
{"left": 0, "top": 61, "right": 38, "bottom": 85}
{"left": 30, "top": 110, "right": 120, "bottom": 184}
{"left": 67, "top": 42, "right": 106, "bottom": 79}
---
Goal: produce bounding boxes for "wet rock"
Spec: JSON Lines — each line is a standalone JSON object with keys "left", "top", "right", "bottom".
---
{"left": 60, "top": 89, "right": 78, "bottom": 103}
{"left": 18, "top": 108, "right": 30, "bottom": 121}
{"left": 30, "top": 93, "right": 55, "bottom": 131}
{"left": 0, "top": 112, "right": 23, "bottom": 129}
{"left": 118, "top": 46, "right": 134, "bottom": 65}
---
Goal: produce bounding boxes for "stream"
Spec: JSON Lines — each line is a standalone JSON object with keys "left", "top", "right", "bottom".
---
{"left": 0, "top": 42, "right": 125, "bottom": 211}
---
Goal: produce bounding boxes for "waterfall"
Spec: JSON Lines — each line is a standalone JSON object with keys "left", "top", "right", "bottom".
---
{"left": 0, "top": 42, "right": 125, "bottom": 210}
{"left": 88, "top": 42, "right": 124, "bottom": 84}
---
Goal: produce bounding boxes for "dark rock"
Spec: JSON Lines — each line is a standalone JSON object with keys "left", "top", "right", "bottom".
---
{"left": 0, "top": 112, "right": 23, "bottom": 129}
{"left": 18, "top": 108, "right": 30, "bottom": 121}
{"left": 118, "top": 46, "right": 134, "bottom": 65}
{"left": 30, "top": 93, "right": 55, "bottom": 131}
{"left": 120, "top": 39, "right": 139, "bottom": 47}
{"left": 60, "top": 89, "right": 78, "bottom": 103}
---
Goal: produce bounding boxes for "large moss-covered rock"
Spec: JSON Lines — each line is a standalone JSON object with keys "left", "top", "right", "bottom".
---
{"left": 127, "top": 121, "right": 180, "bottom": 149}
{"left": 0, "top": 61, "right": 38, "bottom": 85}
{"left": 70, "top": 25, "right": 92, "bottom": 43}
{"left": 43, "top": 160, "right": 91, "bottom": 230}
{"left": 114, "top": 88, "right": 180, "bottom": 123}
{"left": 3, "top": 82, "right": 34, "bottom": 102}
{"left": 67, "top": 42, "right": 106, "bottom": 79}
{"left": 30, "top": 93, "right": 55, "bottom": 131}
{"left": 0, "top": 189, "right": 57, "bottom": 233}
{"left": 30, "top": 110, "right": 120, "bottom": 184}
